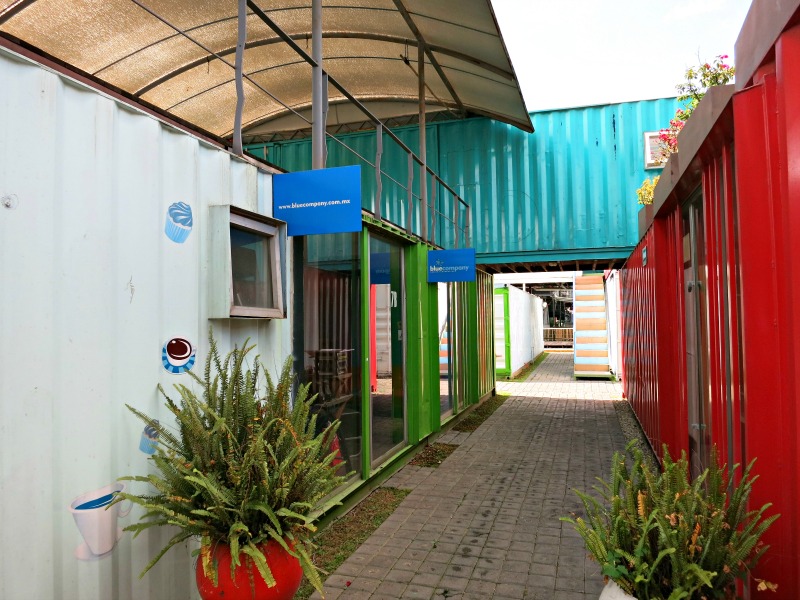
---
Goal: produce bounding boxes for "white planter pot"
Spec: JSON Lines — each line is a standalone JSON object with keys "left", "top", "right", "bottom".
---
{"left": 599, "top": 580, "right": 636, "bottom": 600}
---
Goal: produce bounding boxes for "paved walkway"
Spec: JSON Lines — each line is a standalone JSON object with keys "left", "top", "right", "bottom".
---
{"left": 312, "top": 353, "right": 626, "bottom": 599}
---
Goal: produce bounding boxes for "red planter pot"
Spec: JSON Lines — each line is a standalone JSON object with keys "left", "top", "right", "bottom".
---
{"left": 195, "top": 539, "right": 303, "bottom": 600}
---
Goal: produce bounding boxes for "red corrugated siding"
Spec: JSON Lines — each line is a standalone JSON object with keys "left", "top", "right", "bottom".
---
{"left": 621, "top": 216, "right": 686, "bottom": 461}
{"left": 775, "top": 23, "right": 800, "bottom": 586}
{"left": 734, "top": 44, "right": 799, "bottom": 595}
{"left": 621, "top": 228, "right": 660, "bottom": 454}
{"left": 622, "top": 20, "right": 800, "bottom": 598}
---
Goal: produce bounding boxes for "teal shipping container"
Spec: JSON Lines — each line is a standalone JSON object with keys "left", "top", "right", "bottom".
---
{"left": 247, "top": 97, "right": 680, "bottom": 265}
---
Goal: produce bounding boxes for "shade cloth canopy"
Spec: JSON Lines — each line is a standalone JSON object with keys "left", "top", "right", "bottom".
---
{"left": 0, "top": 0, "right": 533, "bottom": 142}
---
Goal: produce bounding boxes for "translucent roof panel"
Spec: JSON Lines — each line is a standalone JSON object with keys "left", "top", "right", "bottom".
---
{"left": 0, "top": 0, "right": 533, "bottom": 140}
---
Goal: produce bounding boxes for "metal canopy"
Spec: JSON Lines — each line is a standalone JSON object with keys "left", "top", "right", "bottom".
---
{"left": 0, "top": 0, "right": 533, "bottom": 143}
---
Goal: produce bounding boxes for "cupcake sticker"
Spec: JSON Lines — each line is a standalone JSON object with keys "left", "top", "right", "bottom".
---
{"left": 162, "top": 337, "right": 195, "bottom": 374}
{"left": 164, "top": 202, "right": 193, "bottom": 243}
{"left": 139, "top": 420, "right": 159, "bottom": 454}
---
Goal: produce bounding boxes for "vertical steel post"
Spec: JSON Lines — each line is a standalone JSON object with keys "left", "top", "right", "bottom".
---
{"left": 418, "top": 42, "right": 427, "bottom": 242}
{"left": 322, "top": 72, "right": 329, "bottom": 168}
{"left": 430, "top": 179, "right": 437, "bottom": 245}
{"left": 312, "top": 0, "right": 324, "bottom": 169}
{"left": 232, "top": 0, "right": 247, "bottom": 156}
{"left": 406, "top": 153, "right": 413, "bottom": 235}
{"left": 453, "top": 195, "right": 459, "bottom": 249}
{"left": 375, "top": 123, "right": 383, "bottom": 220}
{"left": 465, "top": 204, "right": 471, "bottom": 248}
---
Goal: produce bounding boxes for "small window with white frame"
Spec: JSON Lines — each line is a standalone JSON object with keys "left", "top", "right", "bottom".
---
{"left": 229, "top": 209, "right": 284, "bottom": 318}
{"left": 644, "top": 131, "right": 665, "bottom": 169}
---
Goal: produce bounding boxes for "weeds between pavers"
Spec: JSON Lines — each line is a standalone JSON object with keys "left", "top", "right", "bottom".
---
{"left": 409, "top": 443, "right": 459, "bottom": 467}
{"left": 453, "top": 395, "right": 508, "bottom": 432}
{"left": 294, "top": 487, "right": 410, "bottom": 600}
{"left": 509, "top": 351, "right": 549, "bottom": 382}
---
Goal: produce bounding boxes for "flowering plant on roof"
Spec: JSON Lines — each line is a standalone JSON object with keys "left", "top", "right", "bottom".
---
{"left": 655, "top": 55, "right": 735, "bottom": 166}
{"left": 637, "top": 55, "right": 735, "bottom": 205}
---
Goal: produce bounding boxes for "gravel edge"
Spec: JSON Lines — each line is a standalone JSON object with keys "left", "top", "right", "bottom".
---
{"left": 612, "top": 399, "right": 660, "bottom": 472}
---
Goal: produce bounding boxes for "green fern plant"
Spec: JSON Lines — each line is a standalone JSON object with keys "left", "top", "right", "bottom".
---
{"left": 562, "top": 442, "right": 778, "bottom": 599}
{"left": 114, "top": 331, "right": 347, "bottom": 594}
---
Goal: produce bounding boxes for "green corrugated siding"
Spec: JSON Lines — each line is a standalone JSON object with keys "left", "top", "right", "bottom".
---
{"left": 494, "top": 287, "right": 511, "bottom": 377}
{"left": 403, "top": 243, "right": 439, "bottom": 442}
{"left": 476, "top": 270, "right": 495, "bottom": 398}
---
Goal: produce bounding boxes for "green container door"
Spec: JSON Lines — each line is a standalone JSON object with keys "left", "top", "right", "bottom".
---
{"left": 494, "top": 288, "right": 511, "bottom": 377}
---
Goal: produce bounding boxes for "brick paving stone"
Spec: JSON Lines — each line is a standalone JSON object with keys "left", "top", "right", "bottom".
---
{"left": 317, "top": 353, "right": 627, "bottom": 598}
{"left": 401, "top": 585, "right": 437, "bottom": 599}
{"left": 495, "top": 582, "right": 529, "bottom": 599}
{"left": 385, "top": 569, "right": 416, "bottom": 584}
{"left": 373, "top": 580, "right": 409, "bottom": 597}
{"left": 436, "top": 574, "right": 470, "bottom": 592}
{"left": 347, "top": 577, "right": 382, "bottom": 593}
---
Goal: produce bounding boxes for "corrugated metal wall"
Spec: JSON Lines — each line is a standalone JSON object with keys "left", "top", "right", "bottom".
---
{"left": 530, "top": 295, "right": 545, "bottom": 359}
{"left": 621, "top": 229, "right": 661, "bottom": 453}
{"left": 0, "top": 49, "right": 291, "bottom": 600}
{"left": 507, "top": 285, "right": 534, "bottom": 374}
{"left": 250, "top": 97, "right": 680, "bottom": 260}
{"left": 476, "top": 270, "right": 495, "bottom": 399}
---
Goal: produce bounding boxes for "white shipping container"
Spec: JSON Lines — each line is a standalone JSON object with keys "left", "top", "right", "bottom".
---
{"left": 0, "top": 48, "right": 292, "bottom": 600}
{"left": 605, "top": 270, "right": 623, "bottom": 377}
{"left": 493, "top": 285, "right": 544, "bottom": 376}
{"left": 507, "top": 285, "right": 534, "bottom": 375}
{"left": 530, "top": 294, "right": 545, "bottom": 359}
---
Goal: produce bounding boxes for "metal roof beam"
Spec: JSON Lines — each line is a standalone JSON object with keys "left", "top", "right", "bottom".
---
{"left": 132, "top": 31, "right": 513, "bottom": 97}
{"left": 0, "top": 0, "right": 35, "bottom": 25}
{"left": 391, "top": 0, "right": 465, "bottom": 115}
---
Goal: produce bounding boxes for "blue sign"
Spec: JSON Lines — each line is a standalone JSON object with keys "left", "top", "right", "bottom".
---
{"left": 427, "top": 248, "right": 476, "bottom": 282}
{"left": 273, "top": 165, "right": 362, "bottom": 236}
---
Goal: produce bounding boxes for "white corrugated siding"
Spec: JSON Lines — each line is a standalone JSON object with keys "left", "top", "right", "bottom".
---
{"left": 605, "top": 270, "right": 622, "bottom": 376}
{"left": 0, "top": 48, "right": 291, "bottom": 600}
{"left": 507, "top": 285, "right": 533, "bottom": 374}
{"left": 530, "top": 295, "right": 545, "bottom": 359}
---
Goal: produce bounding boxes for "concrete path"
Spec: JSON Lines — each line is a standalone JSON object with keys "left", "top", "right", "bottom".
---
{"left": 312, "top": 352, "right": 626, "bottom": 599}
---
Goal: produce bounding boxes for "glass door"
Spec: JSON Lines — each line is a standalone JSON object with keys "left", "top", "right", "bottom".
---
{"left": 438, "top": 282, "right": 453, "bottom": 419}
{"left": 682, "top": 192, "right": 711, "bottom": 478}
{"left": 369, "top": 235, "right": 406, "bottom": 465}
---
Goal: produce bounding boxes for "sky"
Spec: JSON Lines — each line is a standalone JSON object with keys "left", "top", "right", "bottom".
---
{"left": 492, "top": 0, "right": 753, "bottom": 112}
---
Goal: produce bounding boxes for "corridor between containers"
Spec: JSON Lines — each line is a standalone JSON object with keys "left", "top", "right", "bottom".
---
{"left": 311, "top": 352, "right": 631, "bottom": 599}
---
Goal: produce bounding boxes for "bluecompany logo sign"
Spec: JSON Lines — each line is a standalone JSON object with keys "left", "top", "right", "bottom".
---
{"left": 273, "top": 165, "right": 362, "bottom": 236}
{"left": 427, "top": 248, "right": 476, "bottom": 283}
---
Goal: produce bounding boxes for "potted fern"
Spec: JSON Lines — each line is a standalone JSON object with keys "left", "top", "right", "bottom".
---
{"left": 562, "top": 442, "right": 778, "bottom": 599}
{"left": 114, "top": 333, "right": 346, "bottom": 599}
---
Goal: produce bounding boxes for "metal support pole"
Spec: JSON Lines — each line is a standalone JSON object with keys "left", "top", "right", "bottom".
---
{"left": 232, "top": 0, "right": 247, "bottom": 156}
{"left": 418, "top": 42, "right": 427, "bottom": 242}
{"left": 406, "top": 153, "right": 413, "bottom": 235}
{"left": 322, "top": 72, "right": 329, "bottom": 167}
{"left": 453, "top": 197, "right": 459, "bottom": 249}
{"left": 465, "top": 205, "right": 471, "bottom": 248}
{"left": 311, "top": 0, "right": 324, "bottom": 169}
{"left": 375, "top": 123, "right": 383, "bottom": 220}
{"left": 430, "top": 180, "right": 437, "bottom": 245}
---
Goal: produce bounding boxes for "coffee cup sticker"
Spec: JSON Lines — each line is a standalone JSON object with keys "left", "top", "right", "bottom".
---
{"left": 139, "top": 420, "right": 159, "bottom": 454}
{"left": 69, "top": 482, "right": 131, "bottom": 560}
{"left": 162, "top": 337, "right": 195, "bottom": 374}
